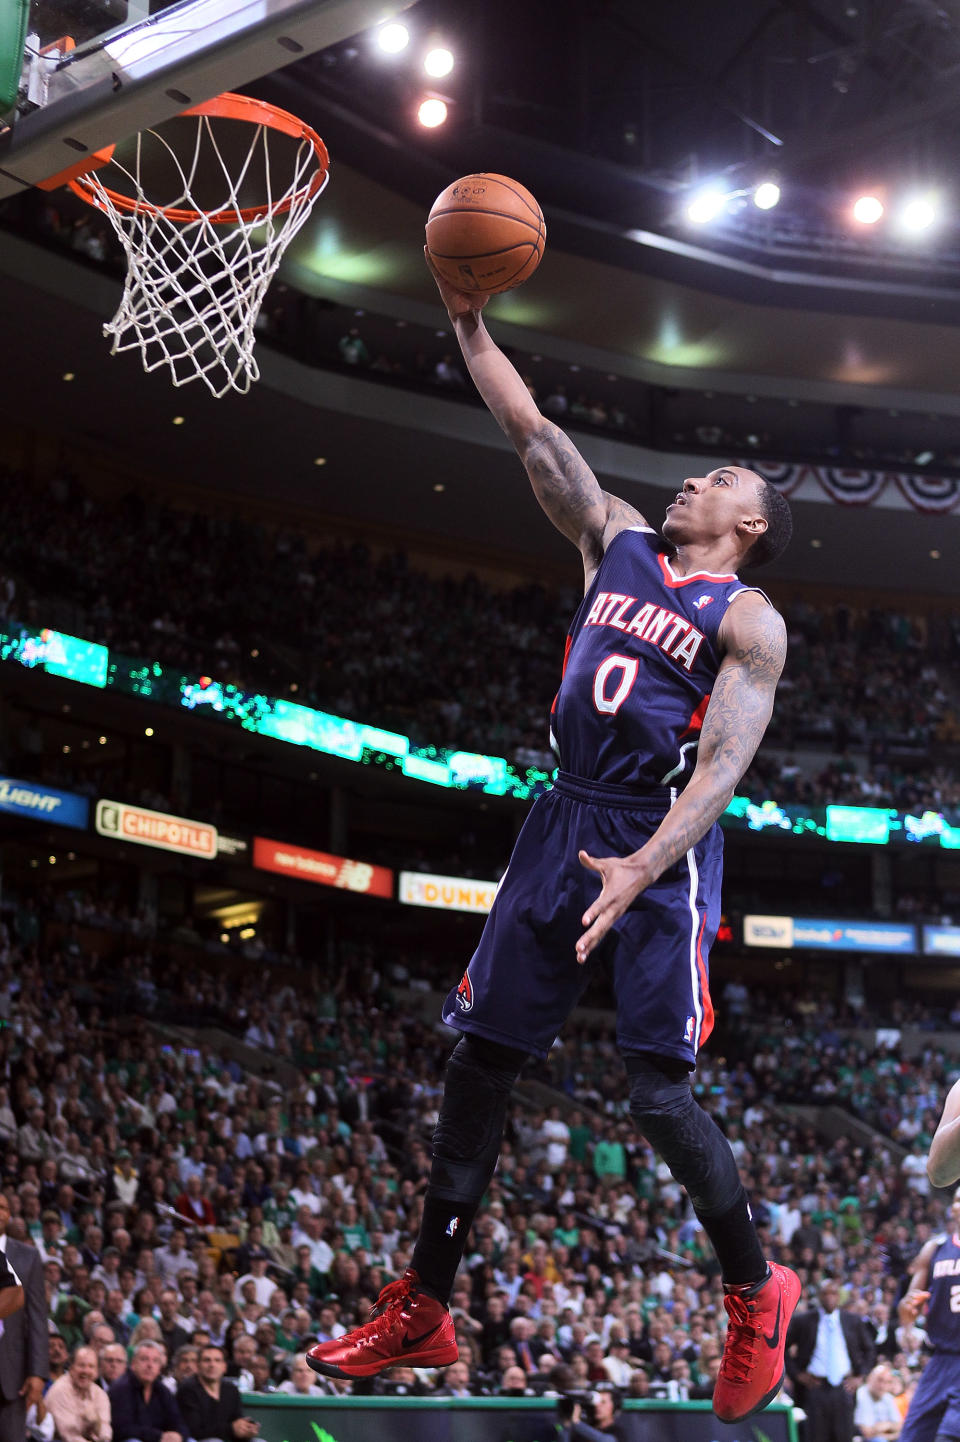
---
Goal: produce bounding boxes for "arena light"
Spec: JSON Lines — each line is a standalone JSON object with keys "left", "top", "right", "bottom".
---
{"left": 376, "top": 21, "right": 409, "bottom": 53}
{"left": 686, "top": 188, "right": 727, "bottom": 224}
{"left": 424, "top": 46, "right": 454, "bottom": 77}
{"left": 753, "top": 181, "right": 781, "bottom": 210}
{"left": 418, "top": 97, "right": 448, "bottom": 128}
{"left": 901, "top": 195, "right": 937, "bottom": 233}
{"left": 852, "top": 194, "right": 884, "bottom": 225}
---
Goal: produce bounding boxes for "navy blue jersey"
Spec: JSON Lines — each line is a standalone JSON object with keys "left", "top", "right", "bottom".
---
{"left": 926, "top": 1233, "right": 960, "bottom": 1353}
{"left": 551, "top": 526, "right": 766, "bottom": 792}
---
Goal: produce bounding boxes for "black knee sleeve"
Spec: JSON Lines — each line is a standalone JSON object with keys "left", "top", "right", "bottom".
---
{"left": 624, "top": 1051, "right": 742, "bottom": 1217}
{"left": 429, "top": 1035, "right": 527, "bottom": 1201}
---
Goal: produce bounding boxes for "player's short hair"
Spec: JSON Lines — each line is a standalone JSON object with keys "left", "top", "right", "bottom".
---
{"left": 745, "top": 478, "right": 792, "bottom": 567}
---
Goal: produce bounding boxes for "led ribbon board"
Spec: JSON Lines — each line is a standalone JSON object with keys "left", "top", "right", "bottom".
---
{"left": 4, "top": 625, "right": 960, "bottom": 845}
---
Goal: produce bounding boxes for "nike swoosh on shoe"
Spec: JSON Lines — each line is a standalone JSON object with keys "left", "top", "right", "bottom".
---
{"left": 762, "top": 1296, "right": 782, "bottom": 1350}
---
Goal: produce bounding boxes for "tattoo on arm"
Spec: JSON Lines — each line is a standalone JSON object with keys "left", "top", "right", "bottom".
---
{"left": 522, "top": 420, "right": 607, "bottom": 559}
{"left": 640, "top": 602, "right": 787, "bottom": 878}
{"left": 601, "top": 493, "right": 648, "bottom": 543}
{"left": 521, "top": 422, "right": 647, "bottom": 577}
{"left": 696, "top": 602, "right": 787, "bottom": 793}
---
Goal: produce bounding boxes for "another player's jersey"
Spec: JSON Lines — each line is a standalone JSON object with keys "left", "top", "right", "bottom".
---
{"left": 551, "top": 526, "right": 766, "bottom": 793}
{"left": 925, "top": 1232, "right": 960, "bottom": 1352}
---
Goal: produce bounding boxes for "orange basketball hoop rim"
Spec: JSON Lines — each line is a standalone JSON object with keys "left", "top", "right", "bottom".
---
{"left": 67, "top": 91, "right": 329, "bottom": 225}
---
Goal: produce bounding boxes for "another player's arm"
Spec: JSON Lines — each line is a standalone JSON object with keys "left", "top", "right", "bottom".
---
{"left": 577, "top": 592, "right": 786, "bottom": 960}
{"left": 897, "top": 1239, "right": 935, "bottom": 1328}
{"left": 425, "top": 249, "right": 645, "bottom": 584}
{"left": 928, "top": 1079, "right": 960, "bottom": 1188}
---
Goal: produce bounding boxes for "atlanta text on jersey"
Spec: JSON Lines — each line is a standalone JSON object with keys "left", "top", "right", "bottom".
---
{"left": 582, "top": 591, "right": 706, "bottom": 672}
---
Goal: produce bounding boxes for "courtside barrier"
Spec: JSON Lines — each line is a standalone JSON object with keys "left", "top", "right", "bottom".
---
{"left": 240, "top": 1393, "right": 799, "bottom": 1442}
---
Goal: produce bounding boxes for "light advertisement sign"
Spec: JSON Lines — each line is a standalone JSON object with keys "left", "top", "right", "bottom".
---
{"left": 253, "top": 838, "right": 393, "bottom": 897}
{"left": 399, "top": 870, "right": 498, "bottom": 916}
{"left": 0, "top": 776, "right": 88, "bottom": 830}
{"left": 744, "top": 914, "right": 916, "bottom": 954}
{"left": 95, "top": 800, "right": 218, "bottom": 859}
{"left": 922, "top": 925, "right": 960, "bottom": 958}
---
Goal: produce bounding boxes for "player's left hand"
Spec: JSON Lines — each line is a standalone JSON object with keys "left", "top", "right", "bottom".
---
{"left": 576, "top": 850, "right": 649, "bottom": 962}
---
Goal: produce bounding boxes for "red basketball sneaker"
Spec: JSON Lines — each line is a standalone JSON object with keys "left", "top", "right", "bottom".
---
{"left": 306, "top": 1269, "right": 458, "bottom": 1379}
{"left": 713, "top": 1262, "right": 801, "bottom": 1423}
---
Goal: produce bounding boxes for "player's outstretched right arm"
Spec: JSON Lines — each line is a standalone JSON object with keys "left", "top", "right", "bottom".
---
{"left": 928, "top": 1078, "right": 960, "bottom": 1188}
{"left": 425, "top": 249, "right": 645, "bottom": 583}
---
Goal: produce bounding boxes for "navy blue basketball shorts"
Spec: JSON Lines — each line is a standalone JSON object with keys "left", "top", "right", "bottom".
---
{"left": 442, "top": 771, "right": 722, "bottom": 1066}
{"left": 900, "top": 1353, "right": 960, "bottom": 1442}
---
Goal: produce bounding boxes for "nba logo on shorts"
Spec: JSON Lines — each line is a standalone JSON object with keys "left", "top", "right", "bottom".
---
{"left": 456, "top": 969, "right": 474, "bottom": 1013}
{"left": 684, "top": 1015, "right": 695, "bottom": 1042}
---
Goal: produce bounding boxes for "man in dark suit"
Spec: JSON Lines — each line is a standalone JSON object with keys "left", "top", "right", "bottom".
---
{"left": 0, "top": 1189, "right": 48, "bottom": 1442}
{"left": 177, "top": 1343, "right": 259, "bottom": 1442}
{"left": 786, "top": 1279, "right": 875, "bottom": 1442}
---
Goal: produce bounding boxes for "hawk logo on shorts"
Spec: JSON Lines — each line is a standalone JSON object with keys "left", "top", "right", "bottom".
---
{"left": 684, "top": 1015, "right": 695, "bottom": 1042}
{"left": 693, "top": 594, "right": 715, "bottom": 611}
{"left": 456, "top": 969, "right": 474, "bottom": 1013}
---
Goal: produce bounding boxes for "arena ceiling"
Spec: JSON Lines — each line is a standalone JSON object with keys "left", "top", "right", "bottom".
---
{"left": 262, "top": 0, "right": 960, "bottom": 295}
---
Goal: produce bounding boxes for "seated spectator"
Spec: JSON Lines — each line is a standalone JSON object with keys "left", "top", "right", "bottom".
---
{"left": 175, "top": 1178, "right": 215, "bottom": 1230}
{"left": 45, "top": 1345, "right": 113, "bottom": 1442}
{"left": 168, "top": 1347, "right": 199, "bottom": 1391}
{"left": 158, "top": 1291, "right": 192, "bottom": 1360}
{"left": 99, "top": 1345, "right": 127, "bottom": 1390}
{"left": 276, "top": 1355, "right": 326, "bottom": 1397}
{"left": 232, "top": 1253, "right": 274, "bottom": 1308}
{"left": 855, "top": 1364, "right": 902, "bottom": 1439}
{"left": 434, "top": 1360, "right": 473, "bottom": 1397}
{"left": 154, "top": 1231, "right": 195, "bottom": 1288}
{"left": 176, "top": 1344, "right": 259, "bottom": 1442}
{"left": 110, "top": 1154, "right": 139, "bottom": 1210}
{"left": 225, "top": 1335, "right": 257, "bottom": 1393}
{"left": 498, "top": 1365, "right": 534, "bottom": 1397}
{"left": 247, "top": 1355, "right": 275, "bottom": 1394}
{"left": 433, "top": 354, "right": 465, "bottom": 388}
{"left": 337, "top": 330, "right": 369, "bottom": 367}
{"left": 109, "top": 1340, "right": 185, "bottom": 1442}
{"left": 47, "top": 1331, "right": 70, "bottom": 1386}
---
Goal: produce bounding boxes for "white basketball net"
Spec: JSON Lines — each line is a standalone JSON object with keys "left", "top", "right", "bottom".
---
{"left": 73, "top": 101, "right": 329, "bottom": 398}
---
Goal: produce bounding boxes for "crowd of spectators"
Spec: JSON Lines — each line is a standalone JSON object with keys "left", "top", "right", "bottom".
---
{"left": 0, "top": 883, "right": 958, "bottom": 1439}
{"left": 1, "top": 464, "right": 959, "bottom": 812}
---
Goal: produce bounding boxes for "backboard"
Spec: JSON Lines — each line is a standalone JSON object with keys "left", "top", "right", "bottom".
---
{"left": 0, "top": 0, "right": 413, "bottom": 199}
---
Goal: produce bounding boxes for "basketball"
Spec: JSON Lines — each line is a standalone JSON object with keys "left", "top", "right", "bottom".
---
{"left": 425, "top": 173, "right": 545, "bottom": 295}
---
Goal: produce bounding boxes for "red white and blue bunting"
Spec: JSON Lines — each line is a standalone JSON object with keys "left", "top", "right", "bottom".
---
{"left": 742, "top": 461, "right": 960, "bottom": 513}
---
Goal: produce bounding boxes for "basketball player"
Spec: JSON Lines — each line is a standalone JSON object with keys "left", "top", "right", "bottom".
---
{"left": 896, "top": 1189, "right": 960, "bottom": 1441}
{"left": 927, "top": 1080, "right": 960, "bottom": 1189}
{"left": 307, "top": 253, "right": 797, "bottom": 1423}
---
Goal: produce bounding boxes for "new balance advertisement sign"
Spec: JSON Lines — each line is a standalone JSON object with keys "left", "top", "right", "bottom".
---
{"left": 96, "top": 800, "right": 218, "bottom": 859}
{"left": 0, "top": 776, "right": 88, "bottom": 830}
{"left": 253, "top": 838, "right": 393, "bottom": 897}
